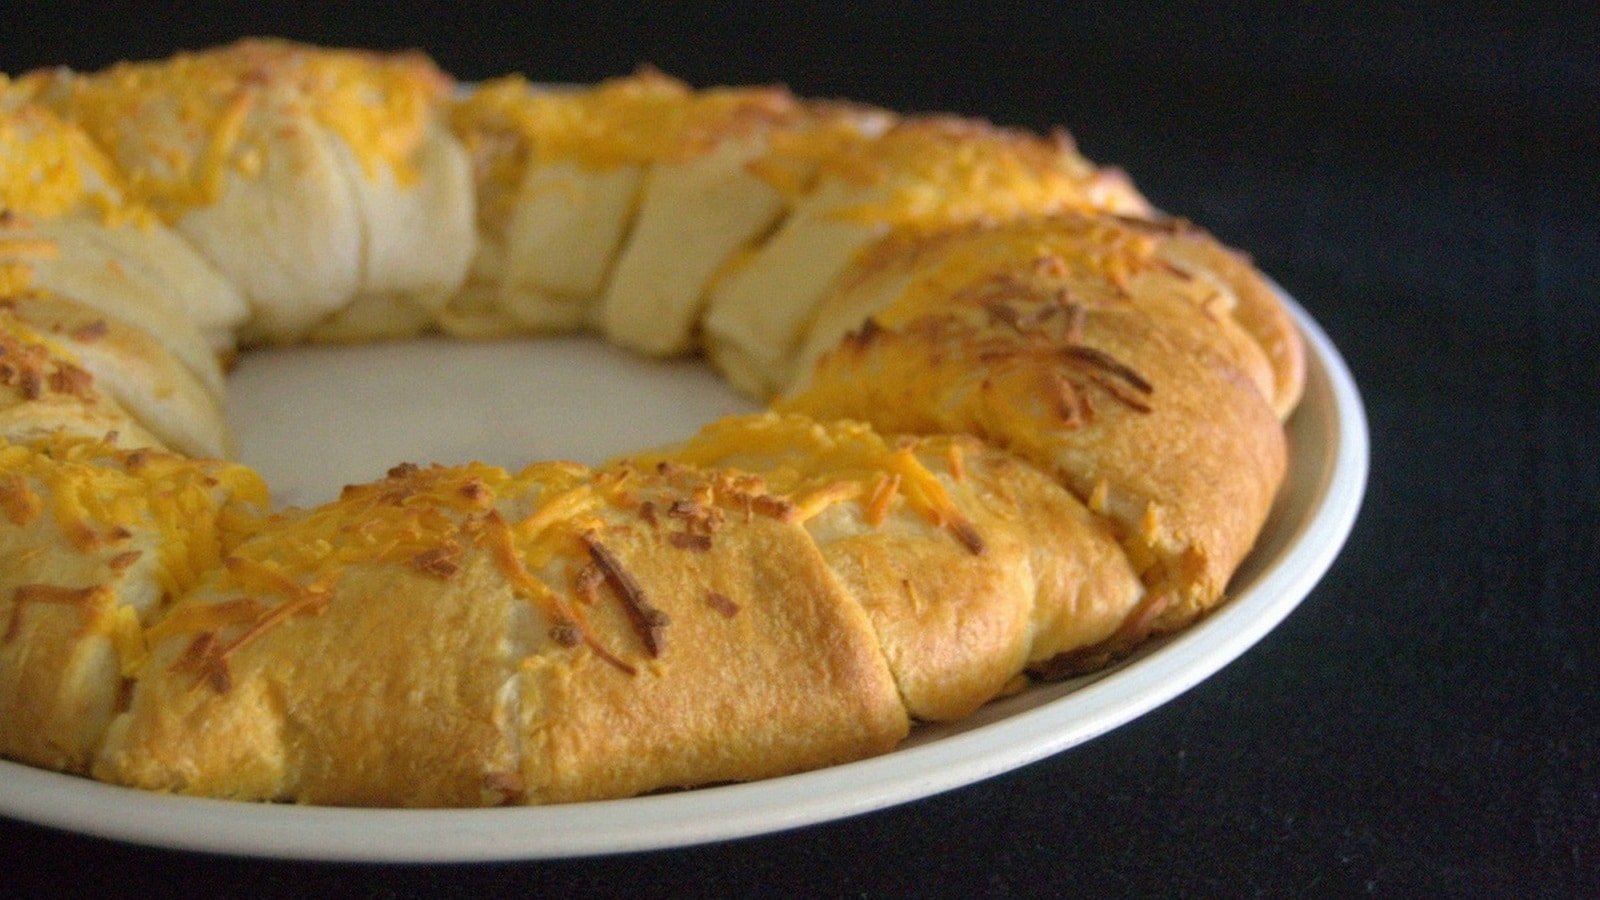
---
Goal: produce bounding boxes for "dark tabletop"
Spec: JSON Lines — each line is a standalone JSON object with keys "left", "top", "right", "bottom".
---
{"left": 4, "top": 3, "right": 1596, "bottom": 895}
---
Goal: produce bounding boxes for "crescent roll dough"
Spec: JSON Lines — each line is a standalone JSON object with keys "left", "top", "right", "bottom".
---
{"left": 0, "top": 436, "right": 265, "bottom": 771}
{"left": 0, "top": 95, "right": 237, "bottom": 386}
{"left": 625, "top": 413, "right": 1146, "bottom": 720}
{"left": 782, "top": 213, "right": 1293, "bottom": 627}
{"left": 97, "top": 460, "right": 908, "bottom": 805}
{"left": 445, "top": 71, "right": 823, "bottom": 344}
{"left": 22, "top": 40, "right": 473, "bottom": 343}
{"left": 2, "top": 292, "right": 230, "bottom": 458}
{"left": 702, "top": 117, "right": 1153, "bottom": 398}
{"left": 0, "top": 300, "right": 163, "bottom": 449}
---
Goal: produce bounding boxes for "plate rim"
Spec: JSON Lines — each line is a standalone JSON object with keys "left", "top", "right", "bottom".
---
{"left": 0, "top": 287, "right": 1368, "bottom": 862}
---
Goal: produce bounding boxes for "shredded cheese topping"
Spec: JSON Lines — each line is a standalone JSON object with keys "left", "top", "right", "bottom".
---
{"left": 147, "top": 462, "right": 626, "bottom": 666}
{"left": 843, "top": 214, "right": 1171, "bottom": 327}
{"left": 450, "top": 70, "right": 800, "bottom": 234}
{"left": 452, "top": 69, "right": 797, "bottom": 170}
{"left": 448, "top": 73, "right": 1145, "bottom": 239}
{"left": 0, "top": 93, "right": 148, "bottom": 226}
{"left": 17, "top": 39, "right": 450, "bottom": 221}
{"left": 0, "top": 434, "right": 267, "bottom": 676}
{"left": 751, "top": 117, "right": 1148, "bottom": 228}
{"left": 0, "top": 300, "right": 100, "bottom": 404}
{"left": 630, "top": 412, "right": 980, "bottom": 548}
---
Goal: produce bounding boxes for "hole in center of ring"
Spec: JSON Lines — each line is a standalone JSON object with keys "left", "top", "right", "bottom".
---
{"left": 225, "top": 334, "right": 761, "bottom": 508}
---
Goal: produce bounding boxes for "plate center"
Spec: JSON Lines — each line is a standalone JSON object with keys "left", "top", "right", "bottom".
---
{"left": 225, "top": 335, "right": 760, "bottom": 508}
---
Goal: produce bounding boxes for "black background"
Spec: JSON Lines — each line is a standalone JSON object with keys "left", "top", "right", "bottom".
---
{"left": 4, "top": 2, "right": 1597, "bottom": 894}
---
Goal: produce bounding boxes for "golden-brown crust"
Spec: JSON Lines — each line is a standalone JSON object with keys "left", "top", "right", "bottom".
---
{"left": 781, "top": 217, "right": 1292, "bottom": 626}
{"left": 0, "top": 436, "right": 265, "bottom": 771}
{"left": 701, "top": 111, "right": 1154, "bottom": 398}
{"left": 98, "top": 553, "right": 528, "bottom": 805}
{"left": 97, "top": 460, "right": 907, "bottom": 805}
{"left": 627, "top": 414, "right": 1145, "bottom": 722}
{"left": 793, "top": 211, "right": 1299, "bottom": 416}
{"left": 1153, "top": 223, "right": 1306, "bottom": 418}
{"left": 522, "top": 478, "right": 908, "bottom": 802}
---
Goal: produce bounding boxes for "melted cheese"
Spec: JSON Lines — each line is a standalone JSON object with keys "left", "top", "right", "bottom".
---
{"left": 453, "top": 71, "right": 796, "bottom": 171}
{"left": 0, "top": 436, "right": 266, "bottom": 593}
{"left": 178, "top": 461, "right": 627, "bottom": 646}
{"left": 0, "top": 434, "right": 267, "bottom": 675}
{"left": 20, "top": 39, "right": 449, "bottom": 221}
{"left": 0, "top": 90, "right": 151, "bottom": 227}
{"left": 632, "top": 412, "right": 968, "bottom": 533}
{"left": 451, "top": 71, "right": 799, "bottom": 237}
{"left": 751, "top": 118, "right": 1143, "bottom": 228}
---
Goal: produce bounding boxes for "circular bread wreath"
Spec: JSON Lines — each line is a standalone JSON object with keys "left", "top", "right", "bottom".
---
{"left": 0, "top": 40, "right": 1302, "bottom": 806}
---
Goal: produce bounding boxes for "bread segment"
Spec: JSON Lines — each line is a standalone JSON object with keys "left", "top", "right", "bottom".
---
{"left": 629, "top": 413, "right": 1145, "bottom": 720}
{"left": 3, "top": 292, "right": 230, "bottom": 458}
{"left": 518, "top": 462, "right": 908, "bottom": 802}
{"left": 0, "top": 301, "right": 163, "bottom": 449}
{"left": 598, "top": 134, "right": 788, "bottom": 355}
{"left": 96, "top": 462, "right": 548, "bottom": 804}
{"left": 21, "top": 40, "right": 473, "bottom": 343}
{"left": 782, "top": 216, "right": 1293, "bottom": 625}
{"left": 703, "top": 118, "right": 1153, "bottom": 398}
{"left": 446, "top": 72, "right": 807, "bottom": 341}
{"left": 793, "top": 213, "right": 1299, "bottom": 416}
{"left": 0, "top": 437, "right": 265, "bottom": 772}
{"left": 1, "top": 99, "right": 234, "bottom": 393}
{"left": 309, "top": 111, "right": 475, "bottom": 342}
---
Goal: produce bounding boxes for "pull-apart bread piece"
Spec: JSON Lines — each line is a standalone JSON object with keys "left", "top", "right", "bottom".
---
{"left": 98, "top": 460, "right": 908, "bottom": 806}
{"left": 0, "top": 291, "right": 230, "bottom": 457}
{"left": 791, "top": 213, "right": 1304, "bottom": 420}
{"left": 445, "top": 70, "right": 832, "bottom": 345}
{"left": 701, "top": 117, "right": 1152, "bottom": 398}
{"left": 97, "top": 411, "right": 1148, "bottom": 806}
{"left": 0, "top": 299, "right": 163, "bottom": 449}
{"left": 0, "top": 436, "right": 265, "bottom": 772}
{"left": 625, "top": 413, "right": 1145, "bottom": 721}
{"left": 782, "top": 213, "right": 1302, "bottom": 632}
{"left": 0, "top": 90, "right": 238, "bottom": 384}
{"left": 20, "top": 40, "right": 474, "bottom": 343}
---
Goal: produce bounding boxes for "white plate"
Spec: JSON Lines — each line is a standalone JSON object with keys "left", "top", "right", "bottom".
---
{"left": 0, "top": 289, "right": 1367, "bottom": 862}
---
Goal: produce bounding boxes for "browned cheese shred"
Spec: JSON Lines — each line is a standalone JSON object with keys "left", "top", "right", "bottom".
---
{"left": 582, "top": 533, "right": 669, "bottom": 657}
{"left": 107, "top": 550, "right": 143, "bottom": 572}
{"left": 706, "top": 591, "right": 740, "bottom": 618}
{"left": 5, "top": 583, "right": 110, "bottom": 642}
{"left": 669, "top": 531, "right": 712, "bottom": 552}
{"left": 69, "top": 320, "right": 110, "bottom": 342}
{"left": 411, "top": 542, "right": 462, "bottom": 579}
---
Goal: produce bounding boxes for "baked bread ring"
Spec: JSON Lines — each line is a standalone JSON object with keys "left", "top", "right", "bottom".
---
{"left": 1, "top": 40, "right": 1305, "bottom": 806}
